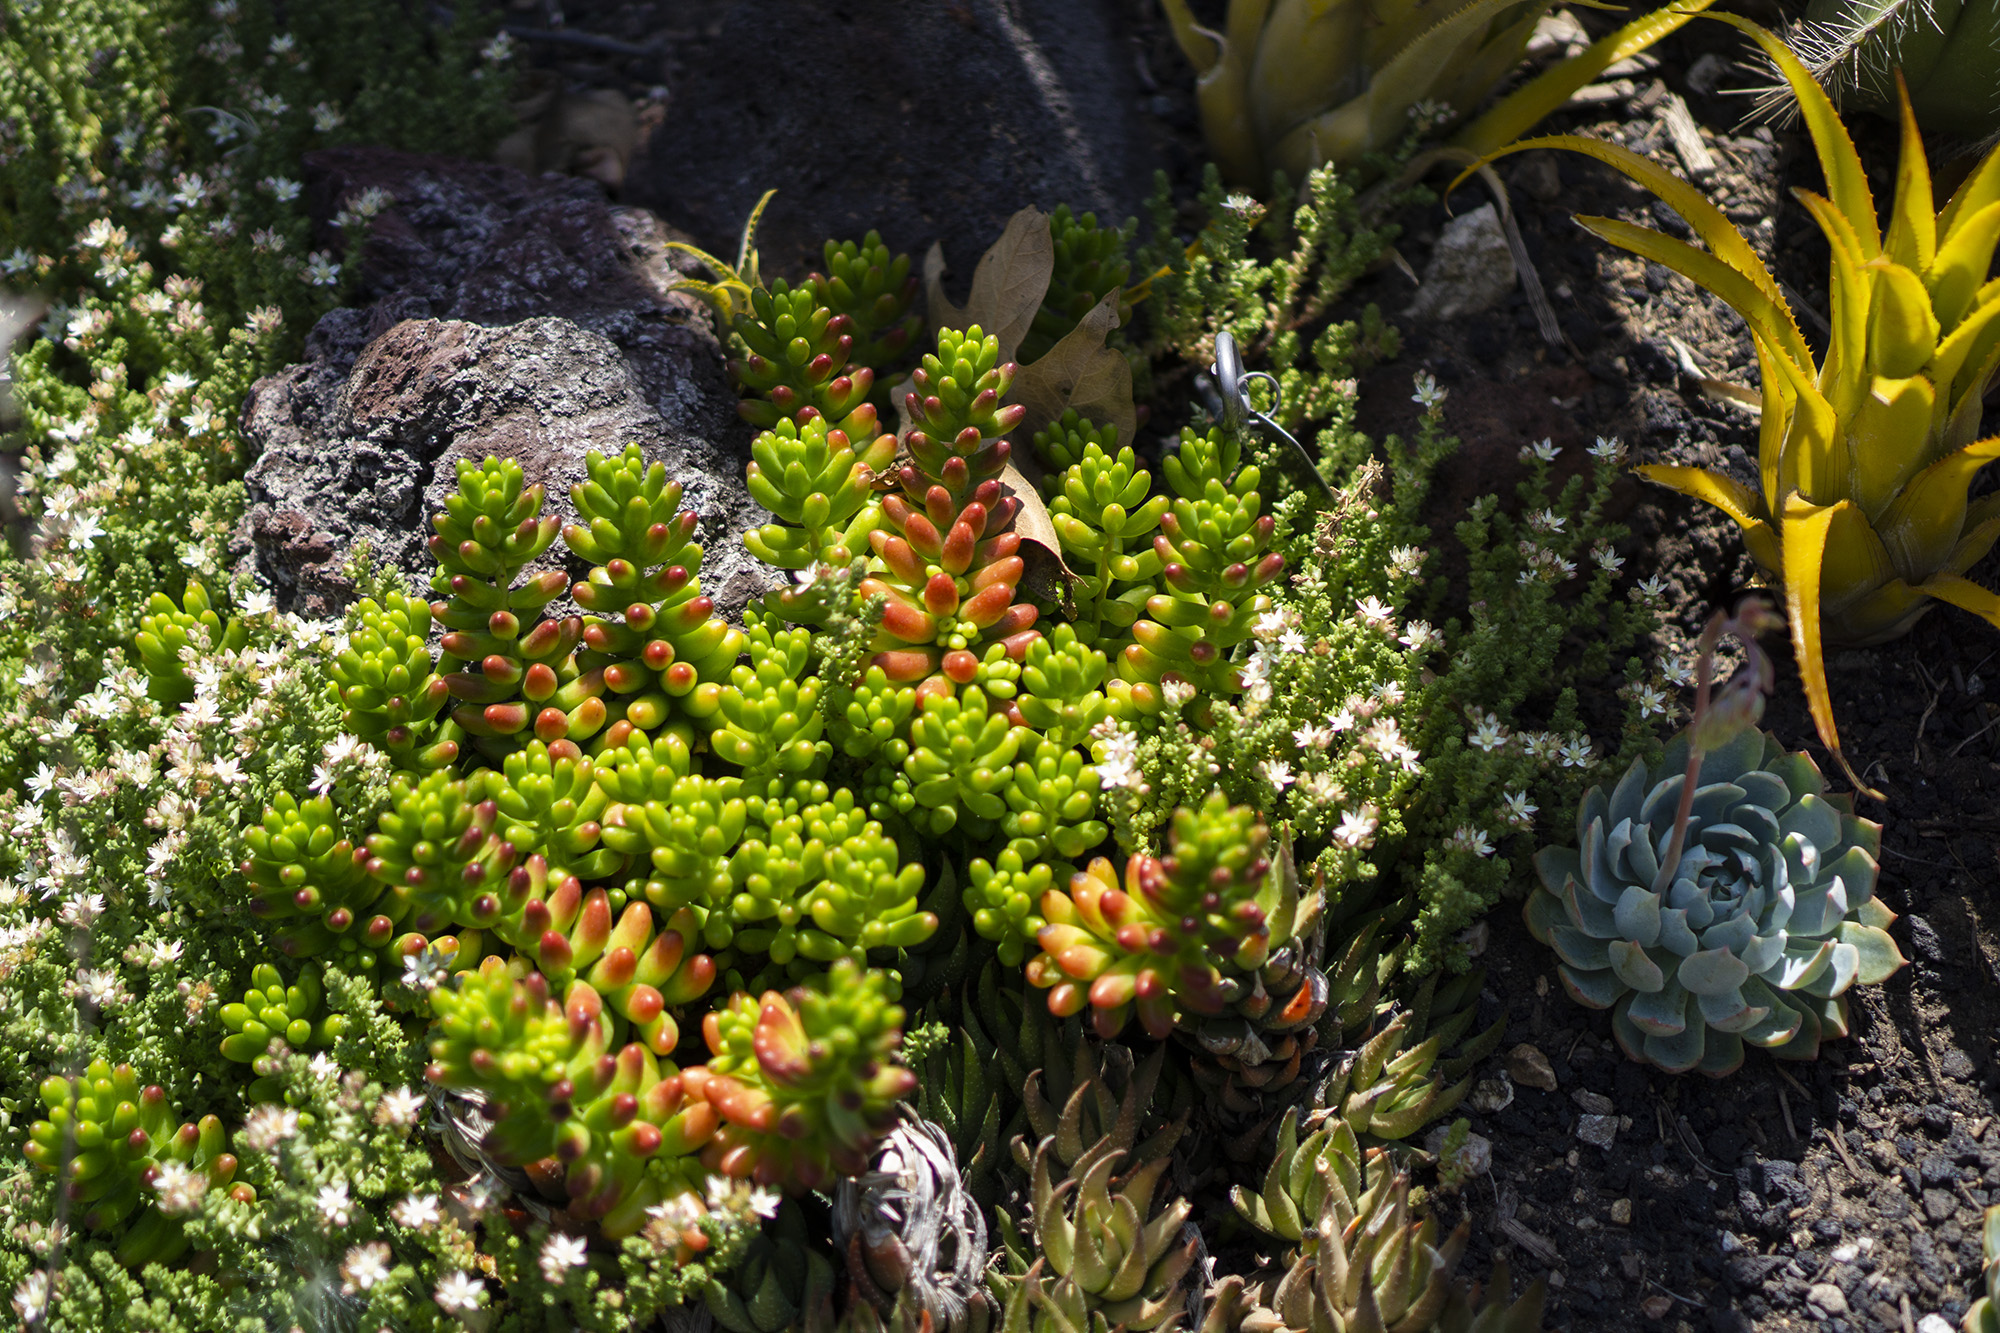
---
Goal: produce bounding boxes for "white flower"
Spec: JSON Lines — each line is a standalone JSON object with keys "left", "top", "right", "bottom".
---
{"left": 1528, "top": 508, "right": 1565, "bottom": 533}
{"left": 269, "top": 33, "right": 296, "bottom": 53}
{"left": 150, "top": 1160, "right": 207, "bottom": 1216}
{"left": 1293, "top": 723, "right": 1334, "bottom": 750}
{"left": 1252, "top": 609, "right": 1291, "bottom": 640}
{"left": 317, "top": 1179, "right": 353, "bottom": 1229}
{"left": 746, "top": 1184, "right": 782, "bottom": 1218}
{"left": 1658, "top": 658, "right": 1693, "bottom": 688}
{"left": 1592, "top": 545, "right": 1626, "bottom": 573}
{"left": 63, "top": 895, "right": 108, "bottom": 928}
{"left": 1635, "top": 574, "right": 1669, "bottom": 600}
{"left": 435, "top": 1271, "right": 486, "bottom": 1314}
{"left": 1587, "top": 436, "right": 1627, "bottom": 462}
{"left": 67, "top": 511, "right": 106, "bottom": 550}
{"left": 304, "top": 251, "right": 341, "bottom": 286}
{"left": 1300, "top": 771, "right": 1342, "bottom": 807}
{"left": 540, "top": 1231, "right": 590, "bottom": 1284}
{"left": 1448, "top": 825, "right": 1496, "bottom": 857}
{"left": 1160, "top": 677, "right": 1197, "bottom": 709}
{"left": 26, "top": 763, "right": 60, "bottom": 802}
{"left": 1398, "top": 620, "right": 1437, "bottom": 654}
{"left": 1634, "top": 683, "right": 1670, "bottom": 718}
{"left": 392, "top": 1193, "right": 441, "bottom": 1229}
{"left": 1261, "top": 759, "right": 1295, "bottom": 791}
{"left": 161, "top": 370, "right": 198, "bottom": 396}
{"left": 1095, "top": 749, "right": 1142, "bottom": 791}
{"left": 311, "top": 101, "right": 345, "bottom": 132}
{"left": 13, "top": 1271, "right": 49, "bottom": 1324}
{"left": 1387, "top": 545, "right": 1427, "bottom": 579}
{"left": 182, "top": 403, "right": 215, "bottom": 436}
{"left": 260, "top": 176, "right": 301, "bottom": 202}
{"left": 1355, "top": 596, "right": 1395, "bottom": 630}
{"left": 375, "top": 1086, "right": 426, "bottom": 1129}
{"left": 307, "top": 1052, "right": 340, "bottom": 1081}
{"left": 1326, "top": 702, "right": 1356, "bottom": 733}
{"left": 340, "top": 1241, "right": 392, "bottom": 1295}
{"left": 142, "top": 938, "right": 184, "bottom": 969}
{"left": 1333, "top": 806, "right": 1379, "bottom": 849}
{"left": 309, "top": 763, "right": 337, "bottom": 796}
{"left": 481, "top": 30, "right": 516, "bottom": 61}
{"left": 241, "top": 1103, "right": 299, "bottom": 1152}
{"left": 1500, "top": 791, "right": 1538, "bottom": 827}
{"left": 1411, "top": 371, "right": 1446, "bottom": 409}
{"left": 1521, "top": 438, "right": 1560, "bottom": 462}
{"left": 1469, "top": 715, "right": 1508, "bottom": 752}
{"left": 1559, "top": 733, "right": 1596, "bottom": 768}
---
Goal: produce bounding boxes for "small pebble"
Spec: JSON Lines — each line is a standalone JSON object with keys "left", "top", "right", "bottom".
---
{"left": 1640, "top": 1294, "right": 1673, "bottom": 1320}
{"left": 1508, "top": 1043, "right": 1558, "bottom": 1091}
{"left": 1919, "top": 1316, "right": 1958, "bottom": 1333}
{"left": 1469, "top": 1077, "right": 1515, "bottom": 1113}
{"left": 1572, "top": 1090, "right": 1614, "bottom": 1115}
{"left": 1577, "top": 1114, "right": 1617, "bottom": 1148}
{"left": 1610, "top": 1198, "right": 1633, "bottom": 1225}
{"left": 1807, "top": 1284, "right": 1849, "bottom": 1317}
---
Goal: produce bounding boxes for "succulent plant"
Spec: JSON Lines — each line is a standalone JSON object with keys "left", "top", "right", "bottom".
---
{"left": 134, "top": 579, "right": 247, "bottom": 704}
{"left": 709, "top": 1198, "right": 841, "bottom": 1333}
{"left": 217, "top": 962, "right": 350, "bottom": 1103}
{"left": 568, "top": 443, "right": 749, "bottom": 740}
{"left": 810, "top": 232, "right": 923, "bottom": 374}
{"left": 1478, "top": 22, "right": 2000, "bottom": 790}
{"left": 1010, "top": 1042, "right": 1189, "bottom": 1181}
{"left": 329, "top": 590, "right": 459, "bottom": 770}
{"left": 1017, "top": 208, "right": 1135, "bottom": 366}
{"left": 1161, "top": 0, "right": 1713, "bottom": 184}
{"left": 696, "top": 958, "right": 917, "bottom": 1192}
{"left": 834, "top": 1111, "right": 995, "bottom": 1333}
{"left": 866, "top": 326, "right": 1041, "bottom": 687}
{"left": 1967, "top": 1206, "right": 2000, "bottom": 1333}
{"left": 1528, "top": 723, "right": 1904, "bottom": 1076}
{"left": 743, "top": 413, "right": 897, "bottom": 603}
{"left": 1793, "top": 0, "right": 2000, "bottom": 139}
{"left": 26, "top": 1061, "right": 254, "bottom": 1267}
{"left": 732, "top": 280, "right": 880, "bottom": 431}
{"left": 1036, "top": 414, "right": 1168, "bottom": 652}
{"left": 1111, "top": 427, "right": 1282, "bottom": 709}
{"left": 1025, "top": 796, "right": 1330, "bottom": 1111}
{"left": 425, "top": 964, "right": 717, "bottom": 1235}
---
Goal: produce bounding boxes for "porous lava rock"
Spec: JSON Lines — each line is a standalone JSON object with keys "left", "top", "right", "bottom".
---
{"left": 235, "top": 149, "right": 769, "bottom": 619}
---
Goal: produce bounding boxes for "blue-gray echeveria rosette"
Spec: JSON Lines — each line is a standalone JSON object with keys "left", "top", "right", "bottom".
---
{"left": 1526, "top": 727, "right": 1904, "bottom": 1077}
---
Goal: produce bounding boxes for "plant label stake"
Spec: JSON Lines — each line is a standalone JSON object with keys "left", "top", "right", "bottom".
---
{"left": 1211, "top": 330, "right": 1335, "bottom": 503}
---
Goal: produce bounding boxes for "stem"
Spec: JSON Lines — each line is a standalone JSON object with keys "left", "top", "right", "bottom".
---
{"left": 1652, "top": 618, "right": 1718, "bottom": 894}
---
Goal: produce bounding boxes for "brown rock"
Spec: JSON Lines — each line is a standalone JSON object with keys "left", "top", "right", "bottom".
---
{"left": 1507, "top": 1042, "right": 1559, "bottom": 1091}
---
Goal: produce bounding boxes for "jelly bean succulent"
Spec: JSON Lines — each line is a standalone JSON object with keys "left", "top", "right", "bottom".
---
{"left": 1528, "top": 606, "right": 1905, "bottom": 1075}
{"left": 1967, "top": 1206, "right": 2000, "bottom": 1333}
{"left": 1476, "top": 17, "right": 2000, "bottom": 793}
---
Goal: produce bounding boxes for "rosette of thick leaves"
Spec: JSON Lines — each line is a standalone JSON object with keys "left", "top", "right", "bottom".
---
{"left": 328, "top": 591, "right": 457, "bottom": 769}
{"left": 731, "top": 280, "right": 877, "bottom": 429}
{"left": 218, "top": 963, "right": 349, "bottom": 1103}
{"left": 696, "top": 959, "right": 916, "bottom": 1191}
{"left": 809, "top": 231, "right": 922, "bottom": 372}
{"left": 1528, "top": 727, "right": 1904, "bottom": 1076}
{"left": 134, "top": 580, "right": 247, "bottom": 704}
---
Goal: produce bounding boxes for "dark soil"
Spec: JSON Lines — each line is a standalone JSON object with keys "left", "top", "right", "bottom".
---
{"left": 487, "top": 3, "right": 2000, "bottom": 1329}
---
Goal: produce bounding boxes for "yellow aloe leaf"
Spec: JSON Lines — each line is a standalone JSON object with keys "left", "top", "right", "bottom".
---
{"left": 1706, "top": 15, "right": 1880, "bottom": 259}
{"left": 1792, "top": 191, "right": 1871, "bottom": 419}
{"left": 1873, "top": 435, "right": 2000, "bottom": 581}
{"left": 1865, "top": 260, "right": 1941, "bottom": 379}
{"left": 1158, "top": 0, "right": 1224, "bottom": 75}
{"left": 1434, "top": 0, "right": 1560, "bottom": 132}
{"left": 1936, "top": 132, "right": 2000, "bottom": 241}
{"left": 1928, "top": 281, "right": 2000, "bottom": 401}
{"left": 1465, "top": 135, "right": 1788, "bottom": 308}
{"left": 1576, "top": 217, "right": 1818, "bottom": 368}
{"left": 1818, "top": 497, "right": 1900, "bottom": 620}
{"left": 1823, "top": 576, "right": 1936, "bottom": 648}
{"left": 1780, "top": 494, "right": 1882, "bottom": 797}
{"left": 1928, "top": 201, "right": 2000, "bottom": 333}
{"left": 1248, "top": 0, "right": 1364, "bottom": 148}
{"left": 1450, "top": 0, "right": 1715, "bottom": 159}
{"left": 1912, "top": 573, "right": 2000, "bottom": 632}
{"left": 1944, "top": 505, "right": 2000, "bottom": 577}
{"left": 1269, "top": 0, "right": 1526, "bottom": 175}
{"left": 1634, "top": 464, "right": 1781, "bottom": 573}
{"left": 1774, "top": 379, "right": 1842, "bottom": 509}
{"left": 1882, "top": 75, "right": 1936, "bottom": 277}
{"left": 1845, "top": 374, "right": 1937, "bottom": 527}
{"left": 1944, "top": 341, "right": 2000, "bottom": 454}
{"left": 1750, "top": 339, "right": 1801, "bottom": 511}
{"left": 1163, "top": 0, "right": 1269, "bottom": 185}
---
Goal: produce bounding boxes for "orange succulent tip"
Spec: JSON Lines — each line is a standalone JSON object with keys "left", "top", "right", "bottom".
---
{"left": 915, "top": 674, "right": 955, "bottom": 706}
{"left": 872, "top": 648, "right": 939, "bottom": 683}
{"left": 943, "top": 650, "right": 979, "bottom": 684}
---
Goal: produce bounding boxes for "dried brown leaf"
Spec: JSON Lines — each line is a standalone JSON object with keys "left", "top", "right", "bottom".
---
{"left": 1000, "top": 462, "right": 1078, "bottom": 617}
{"left": 1007, "top": 288, "right": 1136, "bottom": 447}
{"left": 923, "top": 208, "right": 1054, "bottom": 365}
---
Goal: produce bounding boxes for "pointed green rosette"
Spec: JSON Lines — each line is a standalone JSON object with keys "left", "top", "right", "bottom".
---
{"left": 1527, "top": 727, "right": 1904, "bottom": 1076}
